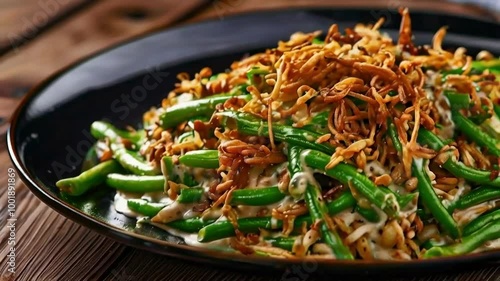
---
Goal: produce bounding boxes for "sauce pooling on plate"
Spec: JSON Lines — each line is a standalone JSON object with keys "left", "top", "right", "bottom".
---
{"left": 57, "top": 8, "right": 500, "bottom": 260}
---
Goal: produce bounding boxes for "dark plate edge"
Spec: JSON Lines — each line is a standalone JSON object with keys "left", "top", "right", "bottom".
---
{"left": 6, "top": 7, "right": 500, "bottom": 275}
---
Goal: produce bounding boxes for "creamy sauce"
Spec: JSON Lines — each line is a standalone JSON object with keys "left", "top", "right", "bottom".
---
{"left": 247, "top": 166, "right": 265, "bottom": 188}
{"left": 114, "top": 192, "right": 142, "bottom": 217}
{"left": 485, "top": 115, "right": 500, "bottom": 134}
{"left": 364, "top": 160, "right": 390, "bottom": 177}
{"left": 453, "top": 200, "right": 497, "bottom": 226}
{"left": 481, "top": 238, "right": 500, "bottom": 250}
{"left": 312, "top": 243, "right": 334, "bottom": 256}
{"left": 153, "top": 201, "right": 200, "bottom": 223}
{"left": 289, "top": 172, "right": 310, "bottom": 198}
{"left": 142, "top": 191, "right": 173, "bottom": 204}
{"left": 334, "top": 207, "right": 410, "bottom": 260}
{"left": 471, "top": 238, "right": 500, "bottom": 254}
{"left": 147, "top": 221, "right": 233, "bottom": 250}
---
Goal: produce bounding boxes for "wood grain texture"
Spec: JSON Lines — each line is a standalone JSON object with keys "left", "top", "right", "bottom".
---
{"left": 0, "top": 0, "right": 208, "bottom": 98}
{"left": 1, "top": 0, "right": 499, "bottom": 280}
{"left": 0, "top": 0, "right": 90, "bottom": 53}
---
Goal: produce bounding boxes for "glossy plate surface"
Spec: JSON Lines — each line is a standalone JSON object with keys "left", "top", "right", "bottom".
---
{"left": 8, "top": 8, "right": 500, "bottom": 275}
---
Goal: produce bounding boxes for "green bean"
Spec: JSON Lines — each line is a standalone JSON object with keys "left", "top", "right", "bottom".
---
{"left": 387, "top": 119, "right": 403, "bottom": 154}
{"left": 441, "top": 68, "right": 463, "bottom": 78}
{"left": 81, "top": 145, "right": 99, "bottom": 172}
{"left": 181, "top": 175, "right": 195, "bottom": 187}
{"left": 312, "top": 37, "right": 324, "bottom": 45}
{"left": 302, "top": 111, "right": 329, "bottom": 133}
{"left": 162, "top": 156, "right": 198, "bottom": 186}
{"left": 421, "top": 239, "right": 447, "bottom": 250}
{"left": 393, "top": 189, "right": 418, "bottom": 210}
{"left": 416, "top": 208, "right": 432, "bottom": 221}
{"left": 178, "top": 150, "right": 219, "bottom": 169}
{"left": 177, "top": 187, "right": 204, "bottom": 203}
{"left": 387, "top": 119, "right": 417, "bottom": 208}
{"left": 448, "top": 186, "right": 500, "bottom": 213}
{"left": 127, "top": 199, "right": 166, "bottom": 217}
{"left": 218, "top": 111, "right": 334, "bottom": 155}
{"left": 480, "top": 121, "right": 500, "bottom": 141}
{"left": 172, "top": 141, "right": 404, "bottom": 217}
{"left": 229, "top": 83, "right": 250, "bottom": 95}
{"left": 246, "top": 67, "right": 269, "bottom": 85}
{"left": 177, "top": 131, "right": 195, "bottom": 143}
{"left": 327, "top": 191, "right": 357, "bottom": 214}
{"left": 172, "top": 147, "right": 361, "bottom": 209}
{"left": 90, "top": 121, "right": 154, "bottom": 175}
{"left": 106, "top": 174, "right": 164, "bottom": 193}
{"left": 441, "top": 59, "right": 500, "bottom": 80}
{"left": 230, "top": 186, "right": 285, "bottom": 206}
{"left": 56, "top": 160, "right": 122, "bottom": 196}
{"left": 198, "top": 217, "right": 280, "bottom": 242}
{"left": 417, "top": 129, "right": 500, "bottom": 187}
{"left": 177, "top": 186, "right": 285, "bottom": 205}
{"left": 307, "top": 186, "right": 353, "bottom": 259}
{"left": 387, "top": 120, "right": 459, "bottom": 238}
{"left": 161, "top": 156, "right": 176, "bottom": 181}
{"left": 160, "top": 95, "right": 249, "bottom": 129}
{"left": 90, "top": 121, "right": 144, "bottom": 145}
{"left": 265, "top": 237, "right": 296, "bottom": 251}
{"left": 197, "top": 190, "right": 359, "bottom": 242}
{"left": 287, "top": 145, "right": 305, "bottom": 198}
{"left": 452, "top": 111, "right": 500, "bottom": 157}
{"left": 123, "top": 184, "right": 285, "bottom": 214}
{"left": 423, "top": 221, "right": 500, "bottom": 258}
{"left": 467, "top": 105, "right": 492, "bottom": 125}
{"left": 412, "top": 159, "right": 460, "bottom": 238}
{"left": 463, "top": 209, "right": 500, "bottom": 236}
{"left": 471, "top": 59, "right": 500, "bottom": 74}
{"left": 111, "top": 143, "right": 159, "bottom": 176}
{"left": 167, "top": 218, "right": 216, "bottom": 233}
{"left": 355, "top": 206, "right": 380, "bottom": 222}
{"left": 444, "top": 91, "right": 471, "bottom": 110}
{"left": 290, "top": 146, "right": 353, "bottom": 259}
{"left": 302, "top": 150, "right": 400, "bottom": 217}
{"left": 494, "top": 105, "right": 500, "bottom": 118}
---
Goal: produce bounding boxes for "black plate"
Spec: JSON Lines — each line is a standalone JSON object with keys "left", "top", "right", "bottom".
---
{"left": 8, "top": 8, "right": 500, "bottom": 276}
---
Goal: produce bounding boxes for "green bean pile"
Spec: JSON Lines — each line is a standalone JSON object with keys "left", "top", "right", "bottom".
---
{"left": 56, "top": 9, "right": 500, "bottom": 260}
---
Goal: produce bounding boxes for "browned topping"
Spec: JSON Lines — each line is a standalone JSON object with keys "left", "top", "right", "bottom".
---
{"left": 133, "top": 9, "right": 499, "bottom": 259}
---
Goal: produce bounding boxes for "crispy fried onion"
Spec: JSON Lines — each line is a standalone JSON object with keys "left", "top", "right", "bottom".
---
{"left": 136, "top": 8, "right": 500, "bottom": 259}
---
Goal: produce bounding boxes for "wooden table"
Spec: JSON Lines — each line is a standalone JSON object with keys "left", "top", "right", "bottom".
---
{"left": 0, "top": 1, "right": 498, "bottom": 280}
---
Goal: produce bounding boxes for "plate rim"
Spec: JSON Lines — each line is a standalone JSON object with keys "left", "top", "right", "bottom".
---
{"left": 7, "top": 7, "right": 500, "bottom": 274}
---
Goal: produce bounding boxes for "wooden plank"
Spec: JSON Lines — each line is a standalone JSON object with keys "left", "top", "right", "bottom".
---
{"left": 0, "top": 0, "right": 208, "bottom": 98}
{"left": 0, "top": 0, "right": 91, "bottom": 54}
